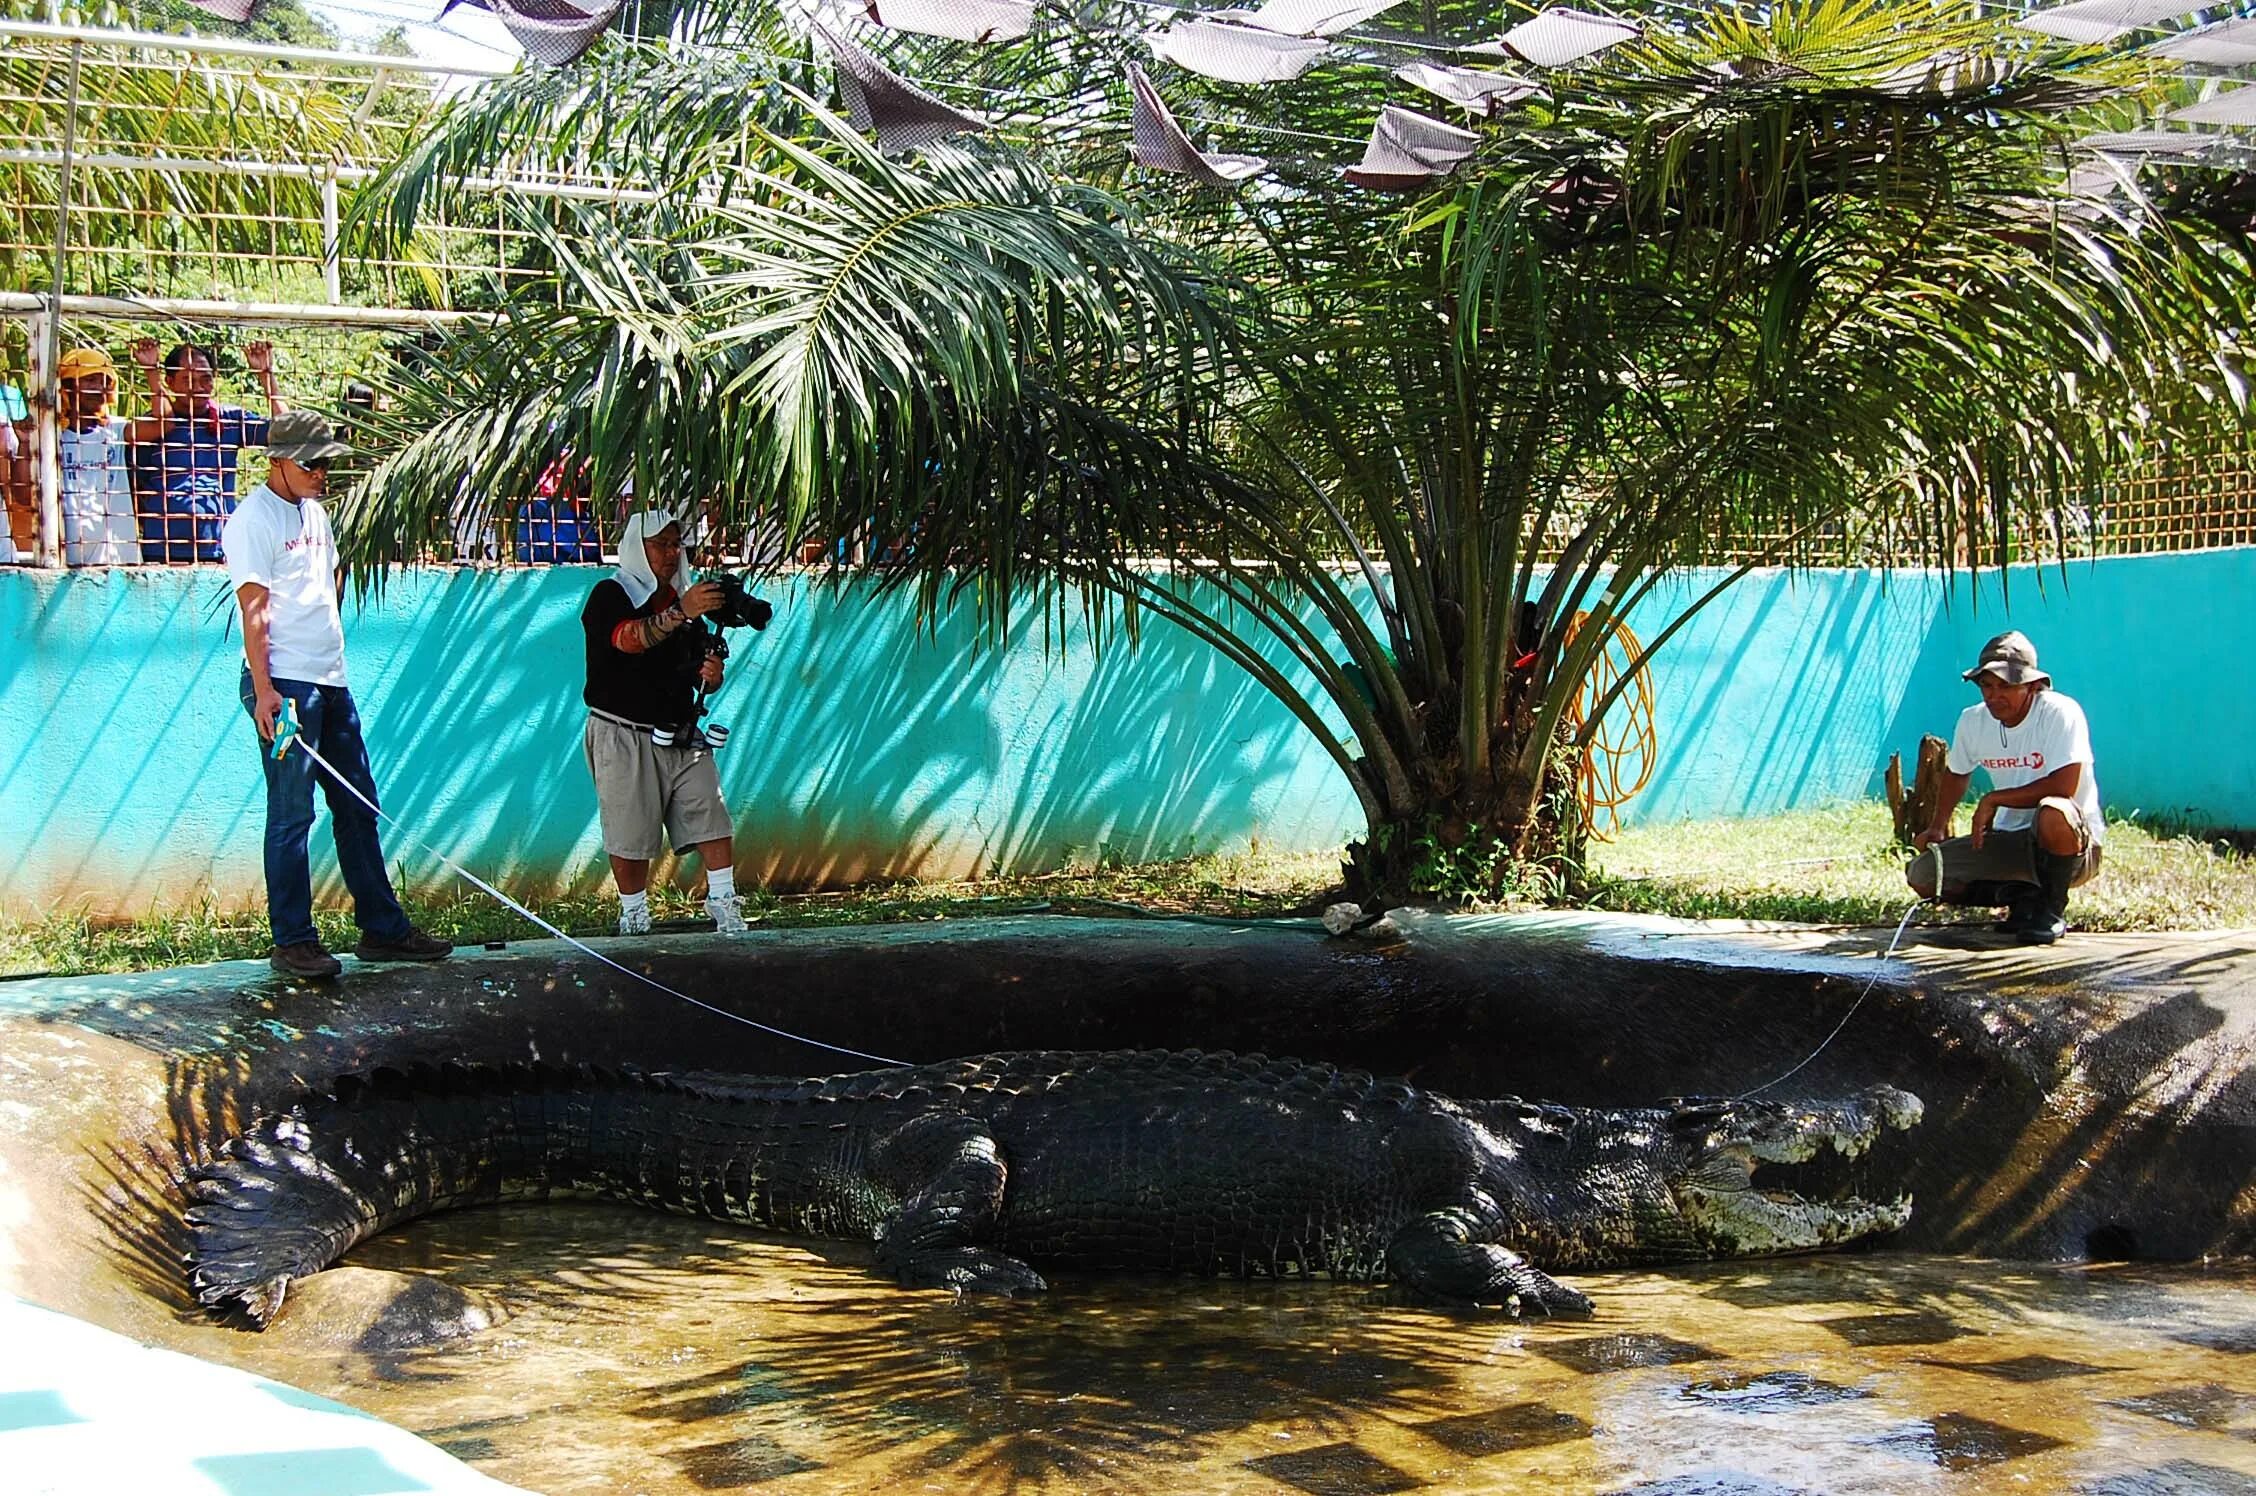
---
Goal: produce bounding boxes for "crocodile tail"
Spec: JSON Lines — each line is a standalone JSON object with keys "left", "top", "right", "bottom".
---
{"left": 182, "top": 1063, "right": 582, "bottom": 1324}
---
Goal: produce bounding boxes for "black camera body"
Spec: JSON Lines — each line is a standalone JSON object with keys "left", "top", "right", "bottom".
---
{"left": 651, "top": 572, "right": 772, "bottom": 751}
{"left": 706, "top": 572, "right": 773, "bottom": 631}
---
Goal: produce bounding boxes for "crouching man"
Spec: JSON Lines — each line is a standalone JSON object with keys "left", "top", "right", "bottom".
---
{"left": 581, "top": 509, "right": 746, "bottom": 936}
{"left": 1909, "top": 631, "right": 2103, "bottom": 945}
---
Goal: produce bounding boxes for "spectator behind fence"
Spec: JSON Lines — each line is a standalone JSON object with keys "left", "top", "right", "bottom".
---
{"left": 5, "top": 349, "right": 143, "bottom": 566}
{"left": 1, "top": 389, "right": 28, "bottom": 561}
{"left": 518, "top": 452, "right": 603, "bottom": 563}
{"left": 128, "top": 338, "right": 284, "bottom": 563}
{"left": 222, "top": 410, "right": 451, "bottom": 980}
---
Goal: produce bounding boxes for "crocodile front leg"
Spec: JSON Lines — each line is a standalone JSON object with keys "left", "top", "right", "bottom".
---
{"left": 1386, "top": 1207, "right": 1594, "bottom": 1317}
{"left": 870, "top": 1112, "right": 1048, "bottom": 1296}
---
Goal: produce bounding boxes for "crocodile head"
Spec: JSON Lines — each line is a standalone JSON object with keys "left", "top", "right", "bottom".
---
{"left": 1473, "top": 1083, "right": 1922, "bottom": 1265}
{"left": 1654, "top": 1084, "right": 1924, "bottom": 1257}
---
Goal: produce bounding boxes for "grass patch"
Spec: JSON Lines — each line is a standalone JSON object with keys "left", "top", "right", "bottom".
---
{"left": 6, "top": 803, "right": 2249, "bottom": 978}
{"left": 1580, "top": 801, "right": 2256, "bottom": 932}
{"left": 0, "top": 847, "right": 1344, "bottom": 978}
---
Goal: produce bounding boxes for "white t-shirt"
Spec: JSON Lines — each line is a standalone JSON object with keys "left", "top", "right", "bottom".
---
{"left": 59, "top": 419, "right": 141, "bottom": 566}
{"left": 221, "top": 483, "right": 348, "bottom": 687}
{"left": 1946, "top": 689, "right": 2104, "bottom": 843}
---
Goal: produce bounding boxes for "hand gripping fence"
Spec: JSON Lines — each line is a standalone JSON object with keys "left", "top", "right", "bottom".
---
{"left": 269, "top": 713, "right": 905, "bottom": 1068}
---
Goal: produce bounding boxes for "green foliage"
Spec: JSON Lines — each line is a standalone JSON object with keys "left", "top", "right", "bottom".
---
{"left": 331, "top": 0, "right": 2253, "bottom": 895}
{"left": 1583, "top": 801, "right": 2256, "bottom": 931}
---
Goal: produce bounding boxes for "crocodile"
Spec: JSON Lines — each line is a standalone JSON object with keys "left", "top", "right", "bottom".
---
{"left": 183, "top": 1049, "right": 1921, "bottom": 1325}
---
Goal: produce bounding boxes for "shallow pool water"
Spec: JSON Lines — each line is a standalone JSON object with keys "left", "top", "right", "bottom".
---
{"left": 207, "top": 1206, "right": 2256, "bottom": 1495}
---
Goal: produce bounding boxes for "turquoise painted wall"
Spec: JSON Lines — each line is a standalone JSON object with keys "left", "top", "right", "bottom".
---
{"left": 0, "top": 567, "right": 1360, "bottom": 912}
{"left": 1, "top": 549, "right": 2248, "bottom": 914}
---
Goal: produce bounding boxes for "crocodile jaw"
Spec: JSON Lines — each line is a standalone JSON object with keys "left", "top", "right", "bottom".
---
{"left": 1666, "top": 1084, "right": 1923, "bottom": 1255}
{"left": 1675, "top": 1175, "right": 1914, "bottom": 1256}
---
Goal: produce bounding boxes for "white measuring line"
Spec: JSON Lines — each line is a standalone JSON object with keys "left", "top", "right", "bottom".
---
{"left": 271, "top": 719, "right": 907, "bottom": 1068}
{"left": 1736, "top": 842, "right": 1941, "bottom": 1099}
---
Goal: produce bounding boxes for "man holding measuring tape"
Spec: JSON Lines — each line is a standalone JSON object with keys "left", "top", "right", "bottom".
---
{"left": 1909, "top": 631, "right": 2104, "bottom": 945}
{"left": 223, "top": 411, "right": 451, "bottom": 980}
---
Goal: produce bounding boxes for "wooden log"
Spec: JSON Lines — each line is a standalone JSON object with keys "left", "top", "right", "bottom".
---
{"left": 1891, "top": 733, "right": 1950, "bottom": 846}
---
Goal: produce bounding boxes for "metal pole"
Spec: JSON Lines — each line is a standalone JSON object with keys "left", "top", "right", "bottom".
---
{"left": 35, "top": 39, "right": 82, "bottom": 569}
{"left": 321, "top": 170, "right": 342, "bottom": 305}
{"left": 27, "top": 312, "right": 61, "bottom": 570}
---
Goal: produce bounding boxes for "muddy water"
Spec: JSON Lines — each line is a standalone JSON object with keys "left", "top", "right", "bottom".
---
{"left": 175, "top": 1206, "right": 2256, "bottom": 1496}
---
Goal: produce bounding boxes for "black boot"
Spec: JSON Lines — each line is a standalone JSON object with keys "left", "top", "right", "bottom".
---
{"left": 1950, "top": 879, "right": 2033, "bottom": 932}
{"left": 2005, "top": 851, "right": 2078, "bottom": 945}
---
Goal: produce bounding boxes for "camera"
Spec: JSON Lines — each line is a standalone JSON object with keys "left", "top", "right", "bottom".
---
{"left": 705, "top": 572, "right": 773, "bottom": 631}
{"left": 649, "top": 573, "right": 771, "bottom": 750}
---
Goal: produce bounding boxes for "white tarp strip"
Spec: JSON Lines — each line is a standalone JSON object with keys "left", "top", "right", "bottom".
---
{"left": 2151, "top": 15, "right": 2256, "bottom": 62}
{"left": 488, "top": 0, "right": 622, "bottom": 66}
{"left": 2172, "top": 87, "right": 2256, "bottom": 126}
{"left": 441, "top": 0, "right": 620, "bottom": 66}
{"left": 1395, "top": 60, "right": 1540, "bottom": 112}
{"left": 1469, "top": 8, "right": 1638, "bottom": 68}
{"left": 868, "top": 0, "right": 1034, "bottom": 44}
{"left": 2073, "top": 128, "right": 2226, "bottom": 154}
{"left": 1128, "top": 63, "right": 1268, "bottom": 185}
{"left": 816, "top": 21, "right": 991, "bottom": 152}
{"left": 1239, "top": 0, "right": 1405, "bottom": 37}
{"left": 1344, "top": 104, "right": 1480, "bottom": 188}
{"left": 2014, "top": 0, "right": 2201, "bottom": 45}
{"left": 1146, "top": 18, "right": 1330, "bottom": 83}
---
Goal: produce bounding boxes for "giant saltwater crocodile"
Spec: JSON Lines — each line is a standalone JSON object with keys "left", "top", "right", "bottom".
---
{"left": 184, "top": 1049, "right": 1921, "bottom": 1325}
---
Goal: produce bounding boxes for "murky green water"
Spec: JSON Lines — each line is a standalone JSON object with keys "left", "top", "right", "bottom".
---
{"left": 209, "top": 1205, "right": 2256, "bottom": 1495}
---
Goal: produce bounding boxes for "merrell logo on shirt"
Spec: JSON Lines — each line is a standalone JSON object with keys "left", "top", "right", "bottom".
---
{"left": 1979, "top": 751, "right": 2047, "bottom": 772}
{"left": 281, "top": 535, "right": 327, "bottom": 554}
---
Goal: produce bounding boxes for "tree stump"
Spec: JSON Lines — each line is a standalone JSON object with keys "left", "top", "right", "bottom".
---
{"left": 1886, "top": 734, "right": 1951, "bottom": 846}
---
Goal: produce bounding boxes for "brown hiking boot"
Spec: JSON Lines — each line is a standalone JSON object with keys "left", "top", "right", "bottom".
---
{"left": 354, "top": 926, "right": 453, "bottom": 963}
{"left": 271, "top": 941, "right": 343, "bottom": 980}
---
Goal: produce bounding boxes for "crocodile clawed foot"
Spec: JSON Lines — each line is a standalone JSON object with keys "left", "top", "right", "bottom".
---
{"left": 1503, "top": 1266, "right": 1594, "bottom": 1321}
{"left": 889, "top": 1247, "right": 1049, "bottom": 1298}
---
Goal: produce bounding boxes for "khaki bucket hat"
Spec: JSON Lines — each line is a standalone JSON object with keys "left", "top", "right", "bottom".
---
{"left": 1963, "top": 630, "right": 2051, "bottom": 687}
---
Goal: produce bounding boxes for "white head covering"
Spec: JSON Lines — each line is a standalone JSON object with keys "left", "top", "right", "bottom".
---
{"left": 614, "top": 508, "right": 691, "bottom": 608}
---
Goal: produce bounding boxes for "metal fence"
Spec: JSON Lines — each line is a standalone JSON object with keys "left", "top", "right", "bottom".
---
{"left": 0, "top": 294, "right": 839, "bottom": 570}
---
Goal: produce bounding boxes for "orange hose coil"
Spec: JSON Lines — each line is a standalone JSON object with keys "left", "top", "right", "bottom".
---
{"left": 1562, "top": 612, "right": 1656, "bottom": 840}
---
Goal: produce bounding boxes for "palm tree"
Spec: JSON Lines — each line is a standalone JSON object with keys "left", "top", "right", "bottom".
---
{"left": 340, "top": 0, "right": 2253, "bottom": 898}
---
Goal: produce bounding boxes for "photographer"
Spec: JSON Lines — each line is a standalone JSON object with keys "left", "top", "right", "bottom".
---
{"left": 581, "top": 510, "right": 746, "bottom": 935}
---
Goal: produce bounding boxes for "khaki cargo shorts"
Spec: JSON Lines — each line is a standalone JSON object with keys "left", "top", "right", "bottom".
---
{"left": 1911, "top": 795, "right": 2102, "bottom": 904}
{"left": 583, "top": 712, "right": 734, "bottom": 860}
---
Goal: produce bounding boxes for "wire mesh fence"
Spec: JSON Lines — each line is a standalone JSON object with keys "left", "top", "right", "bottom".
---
{"left": 0, "top": 298, "right": 823, "bottom": 570}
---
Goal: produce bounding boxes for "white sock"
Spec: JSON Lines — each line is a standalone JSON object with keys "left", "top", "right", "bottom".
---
{"left": 706, "top": 867, "right": 736, "bottom": 901}
{"left": 619, "top": 889, "right": 649, "bottom": 916}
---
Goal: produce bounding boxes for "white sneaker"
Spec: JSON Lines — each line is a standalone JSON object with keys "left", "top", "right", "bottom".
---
{"left": 618, "top": 904, "right": 653, "bottom": 936}
{"left": 707, "top": 894, "right": 748, "bottom": 934}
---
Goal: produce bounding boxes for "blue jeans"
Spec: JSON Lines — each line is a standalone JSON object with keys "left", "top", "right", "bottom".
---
{"left": 240, "top": 670, "right": 412, "bottom": 948}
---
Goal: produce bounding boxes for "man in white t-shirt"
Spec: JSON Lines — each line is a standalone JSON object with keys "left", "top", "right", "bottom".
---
{"left": 221, "top": 411, "right": 450, "bottom": 980}
{"left": 1907, "top": 631, "right": 2104, "bottom": 945}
